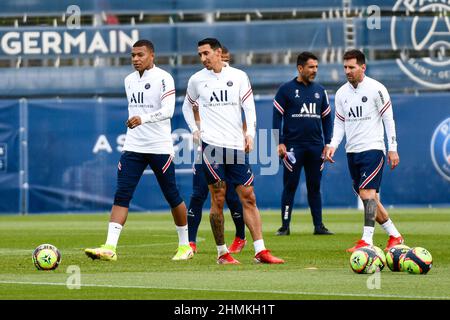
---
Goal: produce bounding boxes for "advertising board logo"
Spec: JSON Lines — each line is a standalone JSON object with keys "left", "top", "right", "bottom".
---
{"left": 391, "top": 1, "right": 450, "bottom": 89}
{"left": 430, "top": 118, "right": 450, "bottom": 182}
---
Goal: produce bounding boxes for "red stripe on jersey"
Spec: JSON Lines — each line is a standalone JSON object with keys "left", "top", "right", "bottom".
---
{"left": 359, "top": 157, "right": 384, "bottom": 189}
{"left": 187, "top": 94, "right": 196, "bottom": 105}
{"left": 380, "top": 101, "right": 391, "bottom": 116}
{"left": 161, "top": 89, "right": 175, "bottom": 101}
{"left": 273, "top": 100, "right": 284, "bottom": 115}
{"left": 336, "top": 111, "right": 345, "bottom": 122}
{"left": 321, "top": 106, "right": 331, "bottom": 118}
{"left": 242, "top": 88, "right": 253, "bottom": 103}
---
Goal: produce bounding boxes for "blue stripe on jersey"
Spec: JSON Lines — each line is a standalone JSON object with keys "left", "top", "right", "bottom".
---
{"left": 273, "top": 78, "right": 332, "bottom": 146}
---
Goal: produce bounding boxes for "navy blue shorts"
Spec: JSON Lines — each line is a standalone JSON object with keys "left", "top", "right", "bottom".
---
{"left": 114, "top": 151, "right": 183, "bottom": 208}
{"left": 201, "top": 142, "right": 254, "bottom": 187}
{"left": 347, "top": 150, "right": 385, "bottom": 194}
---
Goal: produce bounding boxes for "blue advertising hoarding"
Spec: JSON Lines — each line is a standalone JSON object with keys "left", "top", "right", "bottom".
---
{"left": 0, "top": 93, "right": 449, "bottom": 213}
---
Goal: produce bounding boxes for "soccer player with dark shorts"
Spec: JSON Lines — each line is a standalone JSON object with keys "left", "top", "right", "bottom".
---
{"left": 272, "top": 52, "right": 334, "bottom": 236}
{"left": 187, "top": 47, "right": 247, "bottom": 254}
{"left": 324, "top": 49, "right": 405, "bottom": 252}
{"left": 84, "top": 40, "right": 193, "bottom": 261}
{"left": 182, "top": 38, "right": 284, "bottom": 264}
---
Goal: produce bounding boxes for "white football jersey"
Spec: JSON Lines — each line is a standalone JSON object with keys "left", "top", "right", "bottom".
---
{"left": 122, "top": 65, "right": 176, "bottom": 154}
{"left": 182, "top": 65, "right": 256, "bottom": 150}
{"left": 330, "top": 76, "right": 397, "bottom": 153}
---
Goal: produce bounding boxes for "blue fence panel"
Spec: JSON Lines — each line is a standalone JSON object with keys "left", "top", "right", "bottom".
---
{"left": 0, "top": 100, "right": 20, "bottom": 213}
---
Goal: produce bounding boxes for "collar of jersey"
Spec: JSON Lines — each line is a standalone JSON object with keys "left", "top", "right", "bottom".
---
{"left": 206, "top": 65, "right": 227, "bottom": 77}
{"left": 347, "top": 74, "right": 368, "bottom": 91}
{"left": 135, "top": 65, "right": 157, "bottom": 80}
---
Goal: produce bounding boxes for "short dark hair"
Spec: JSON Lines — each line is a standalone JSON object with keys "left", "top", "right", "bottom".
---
{"left": 297, "top": 52, "right": 318, "bottom": 67}
{"left": 133, "top": 39, "right": 154, "bottom": 52}
{"left": 221, "top": 46, "right": 229, "bottom": 54}
{"left": 343, "top": 49, "right": 366, "bottom": 65}
{"left": 198, "top": 38, "right": 222, "bottom": 50}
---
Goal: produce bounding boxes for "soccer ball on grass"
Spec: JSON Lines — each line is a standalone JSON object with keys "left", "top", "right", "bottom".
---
{"left": 350, "top": 247, "right": 381, "bottom": 274}
{"left": 386, "top": 244, "right": 410, "bottom": 272}
{"left": 403, "top": 247, "right": 432, "bottom": 275}
{"left": 372, "top": 245, "right": 386, "bottom": 271}
{"left": 32, "top": 244, "right": 61, "bottom": 270}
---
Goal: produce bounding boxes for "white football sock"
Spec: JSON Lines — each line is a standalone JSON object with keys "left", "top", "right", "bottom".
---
{"left": 362, "top": 226, "right": 374, "bottom": 245}
{"left": 253, "top": 239, "right": 266, "bottom": 254}
{"left": 105, "top": 222, "right": 122, "bottom": 248}
{"left": 176, "top": 225, "right": 189, "bottom": 246}
{"left": 380, "top": 219, "right": 401, "bottom": 237}
{"left": 217, "top": 245, "right": 228, "bottom": 257}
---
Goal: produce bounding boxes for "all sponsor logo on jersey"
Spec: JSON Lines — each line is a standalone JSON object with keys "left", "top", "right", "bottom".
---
{"left": 430, "top": 117, "right": 450, "bottom": 182}
{"left": 347, "top": 105, "right": 371, "bottom": 122}
{"left": 210, "top": 90, "right": 228, "bottom": 102}
{"left": 130, "top": 92, "right": 144, "bottom": 104}
{"left": 348, "top": 106, "right": 363, "bottom": 118}
{"left": 292, "top": 102, "right": 319, "bottom": 118}
{"left": 391, "top": 1, "right": 450, "bottom": 89}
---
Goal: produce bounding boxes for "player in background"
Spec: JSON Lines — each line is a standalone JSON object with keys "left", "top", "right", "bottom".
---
{"left": 182, "top": 38, "right": 284, "bottom": 264}
{"left": 221, "top": 46, "right": 231, "bottom": 64}
{"left": 85, "top": 40, "right": 193, "bottom": 261}
{"left": 188, "top": 46, "right": 247, "bottom": 254}
{"left": 272, "top": 52, "right": 334, "bottom": 236}
{"left": 324, "top": 49, "right": 405, "bottom": 252}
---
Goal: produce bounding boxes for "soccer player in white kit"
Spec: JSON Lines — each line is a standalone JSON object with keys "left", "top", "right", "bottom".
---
{"left": 85, "top": 40, "right": 193, "bottom": 261}
{"left": 182, "top": 38, "right": 284, "bottom": 264}
{"left": 324, "top": 49, "right": 405, "bottom": 252}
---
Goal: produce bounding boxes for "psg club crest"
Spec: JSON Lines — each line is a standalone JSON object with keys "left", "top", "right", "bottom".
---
{"left": 430, "top": 118, "right": 450, "bottom": 182}
{"left": 145, "top": 83, "right": 151, "bottom": 89}
{"left": 227, "top": 81, "right": 233, "bottom": 87}
{"left": 391, "top": 1, "right": 450, "bottom": 89}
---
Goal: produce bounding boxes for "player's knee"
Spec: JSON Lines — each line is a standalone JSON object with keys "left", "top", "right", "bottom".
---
{"left": 211, "top": 192, "right": 225, "bottom": 208}
{"left": 306, "top": 181, "right": 321, "bottom": 193}
{"left": 240, "top": 189, "right": 257, "bottom": 208}
{"left": 226, "top": 199, "right": 242, "bottom": 214}
{"left": 114, "top": 190, "right": 132, "bottom": 208}
{"left": 191, "top": 191, "right": 208, "bottom": 203}
{"left": 164, "top": 190, "right": 183, "bottom": 208}
{"left": 284, "top": 182, "right": 299, "bottom": 192}
{"left": 359, "top": 188, "right": 376, "bottom": 200}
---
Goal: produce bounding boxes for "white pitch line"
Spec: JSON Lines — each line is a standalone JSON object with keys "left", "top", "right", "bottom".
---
{"left": 0, "top": 280, "right": 448, "bottom": 300}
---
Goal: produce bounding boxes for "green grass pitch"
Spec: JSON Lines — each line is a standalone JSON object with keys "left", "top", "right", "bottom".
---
{"left": 0, "top": 208, "right": 449, "bottom": 300}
